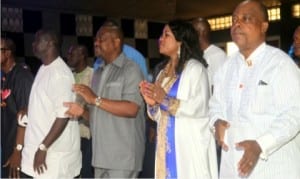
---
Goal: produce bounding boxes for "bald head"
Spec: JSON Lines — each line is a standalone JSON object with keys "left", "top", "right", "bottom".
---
{"left": 237, "top": 0, "right": 269, "bottom": 22}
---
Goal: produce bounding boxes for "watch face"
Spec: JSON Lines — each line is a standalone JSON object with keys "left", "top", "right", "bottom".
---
{"left": 16, "top": 144, "right": 23, "bottom": 151}
{"left": 39, "top": 144, "right": 47, "bottom": 151}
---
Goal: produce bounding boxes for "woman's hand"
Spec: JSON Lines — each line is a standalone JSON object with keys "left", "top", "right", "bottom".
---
{"left": 139, "top": 81, "right": 156, "bottom": 106}
{"left": 139, "top": 81, "right": 166, "bottom": 105}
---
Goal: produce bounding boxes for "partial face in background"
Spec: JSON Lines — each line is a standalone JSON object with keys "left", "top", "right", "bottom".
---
{"left": 158, "top": 25, "right": 180, "bottom": 57}
{"left": 32, "top": 31, "right": 49, "bottom": 59}
{"left": 192, "top": 20, "right": 205, "bottom": 40}
{"left": 293, "top": 26, "right": 300, "bottom": 58}
{"left": 67, "top": 46, "right": 83, "bottom": 68}
{"left": 0, "top": 39, "right": 9, "bottom": 65}
{"left": 94, "top": 27, "right": 118, "bottom": 61}
{"left": 230, "top": 1, "right": 268, "bottom": 55}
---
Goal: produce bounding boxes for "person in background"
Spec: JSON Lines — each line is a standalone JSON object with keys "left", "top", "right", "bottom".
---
{"left": 67, "top": 44, "right": 94, "bottom": 178}
{"left": 292, "top": 25, "right": 300, "bottom": 67}
{"left": 64, "top": 20, "right": 146, "bottom": 178}
{"left": 21, "top": 29, "right": 81, "bottom": 178}
{"left": 1, "top": 37, "right": 34, "bottom": 178}
{"left": 192, "top": 17, "right": 227, "bottom": 94}
{"left": 93, "top": 44, "right": 149, "bottom": 80}
{"left": 192, "top": 17, "right": 227, "bottom": 171}
{"left": 139, "top": 19, "right": 218, "bottom": 179}
{"left": 209, "top": 0, "right": 300, "bottom": 178}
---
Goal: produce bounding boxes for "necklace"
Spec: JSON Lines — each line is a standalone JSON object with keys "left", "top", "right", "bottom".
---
{"left": 156, "top": 62, "right": 178, "bottom": 91}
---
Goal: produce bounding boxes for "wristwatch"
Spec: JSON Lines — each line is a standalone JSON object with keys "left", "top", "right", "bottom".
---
{"left": 39, "top": 144, "right": 48, "bottom": 151}
{"left": 95, "top": 96, "right": 102, "bottom": 107}
{"left": 15, "top": 144, "right": 23, "bottom": 151}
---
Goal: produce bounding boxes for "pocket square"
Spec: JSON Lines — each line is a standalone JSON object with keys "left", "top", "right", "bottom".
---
{"left": 258, "top": 80, "right": 268, "bottom": 85}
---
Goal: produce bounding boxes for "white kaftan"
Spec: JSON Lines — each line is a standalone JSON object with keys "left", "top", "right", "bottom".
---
{"left": 148, "top": 59, "right": 218, "bottom": 179}
{"left": 209, "top": 43, "right": 300, "bottom": 179}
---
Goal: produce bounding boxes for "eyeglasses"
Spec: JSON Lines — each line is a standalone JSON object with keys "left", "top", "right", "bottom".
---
{"left": 0, "top": 48, "right": 11, "bottom": 51}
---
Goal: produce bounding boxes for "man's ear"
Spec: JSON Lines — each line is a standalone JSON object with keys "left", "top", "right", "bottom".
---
{"left": 261, "top": 22, "right": 269, "bottom": 33}
{"left": 114, "top": 38, "right": 121, "bottom": 47}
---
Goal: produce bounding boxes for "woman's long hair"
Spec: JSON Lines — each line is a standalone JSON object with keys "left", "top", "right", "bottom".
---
{"left": 163, "top": 19, "right": 208, "bottom": 74}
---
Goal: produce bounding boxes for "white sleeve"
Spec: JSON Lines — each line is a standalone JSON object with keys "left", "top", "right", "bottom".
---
{"left": 257, "top": 62, "right": 300, "bottom": 160}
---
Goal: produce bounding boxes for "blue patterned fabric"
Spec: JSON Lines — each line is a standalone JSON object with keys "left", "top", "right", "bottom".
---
{"left": 160, "top": 75, "right": 181, "bottom": 178}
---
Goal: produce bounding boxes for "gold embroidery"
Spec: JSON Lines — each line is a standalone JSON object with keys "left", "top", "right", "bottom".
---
{"left": 168, "top": 98, "right": 180, "bottom": 116}
{"left": 155, "top": 62, "right": 180, "bottom": 178}
{"left": 155, "top": 110, "right": 169, "bottom": 178}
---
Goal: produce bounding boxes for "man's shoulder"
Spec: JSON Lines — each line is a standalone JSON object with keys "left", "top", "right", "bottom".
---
{"left": 264, "top": 45, "right": 294, "bottom": 65}
{"left": 14, "top": 62, "right": 31, "bottom": 72}
{"left": 83, "top": 66, "right": 94, "bottom": 74}
{"left": 13, "top": 63, "right": 34, "bottom": 79}
{"left": 207, "top": 44, "right": 226, "bottom": 54}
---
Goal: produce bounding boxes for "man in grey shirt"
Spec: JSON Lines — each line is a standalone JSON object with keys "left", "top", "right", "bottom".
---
{"left": 64, "top": 20, "right": 146, "bottom": 178}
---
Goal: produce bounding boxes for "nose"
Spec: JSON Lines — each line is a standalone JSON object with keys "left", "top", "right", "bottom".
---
{"left": 94, "top": 40, "right": 99, "bottom": 47}
{"left": 158, "top": 36, "right": 163, "bottom": 45}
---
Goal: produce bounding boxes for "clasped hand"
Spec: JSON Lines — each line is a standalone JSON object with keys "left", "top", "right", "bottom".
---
{"left": 139, "top": 80, "right": 166, "bottom": 105}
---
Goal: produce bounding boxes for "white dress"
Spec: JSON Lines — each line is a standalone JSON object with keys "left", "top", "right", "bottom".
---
{"left": 148, "top": 59, "right": 218, "bottom": 179}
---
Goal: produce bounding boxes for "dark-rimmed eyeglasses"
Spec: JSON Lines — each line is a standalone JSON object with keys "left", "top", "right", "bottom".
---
{"left": 0, "top": 48, "right": 11, "bottom": 51}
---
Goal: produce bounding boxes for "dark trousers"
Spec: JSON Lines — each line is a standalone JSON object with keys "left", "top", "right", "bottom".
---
{"left": 138, "top": 140, "right": 156, "bottom": 178}
{"left": 20, "top": 171, "right": 33, "bottom": 178}
{"left": 80, "top": 137, "right": 94, "bottom": 178}
{"left": 216, "top": 143, "right": 222, "bottom": 173}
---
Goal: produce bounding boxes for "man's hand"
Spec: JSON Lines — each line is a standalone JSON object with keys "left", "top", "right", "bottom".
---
{"left": 64, "top": 102, "right": 84, "bottom": 118}
{"left": 3, "top": 149, "right": 22, "bottom": 178}
{"left": 214, "top": 119, "right": 230, "bottom": 151}
{"left": 33, "top": 149, "right": 47, "bottom": 175}
{"left": 72, "top": 84, "right": 97, "bottom": 105}
{"left": 236, "top": 140, "right": 262, "bottom": 177}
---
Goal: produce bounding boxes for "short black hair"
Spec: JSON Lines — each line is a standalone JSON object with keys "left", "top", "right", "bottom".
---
{"left": 38, "top": 29, "right": 61, "bottom": 50}
{"left": 101, "top": 19, "right": 124, "bottom": 45}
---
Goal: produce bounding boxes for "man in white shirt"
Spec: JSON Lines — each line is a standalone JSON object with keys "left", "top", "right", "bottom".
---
{"left": 21, "top": 30, "right": 81, "bottom": 178}
{"left": 209, "top": 0, "right": 300, "bottom": 178}
{"left": 192, "top": 17, "right": 227, "bottom": 94}
{"left": 192, "top": 17, "right": 227, "bottom": 171}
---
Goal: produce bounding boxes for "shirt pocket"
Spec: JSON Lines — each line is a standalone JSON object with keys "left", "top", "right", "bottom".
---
{"left": 251, "top": 85, "right": 272, "bottom": 114}
{"left": 105, "top": 82, "right": 122, "bottom": 100}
